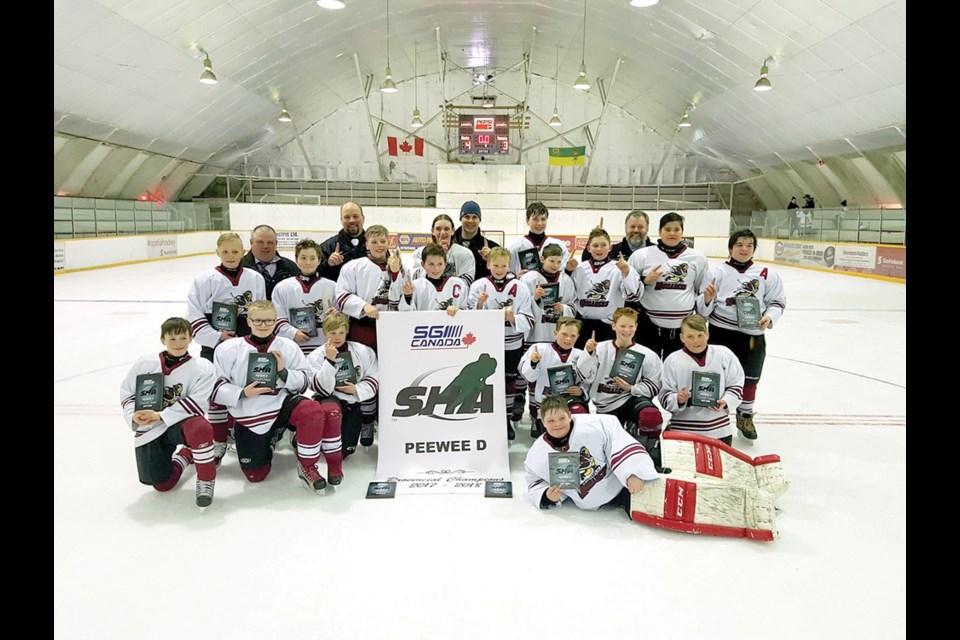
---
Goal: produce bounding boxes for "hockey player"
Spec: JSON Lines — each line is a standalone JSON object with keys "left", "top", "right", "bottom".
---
{"left": 334, "top": 224, "right": 403, "bottom": 352}
{"left": 410, "top": 214, "right": 476, "bottom": 286}
{"left": 628, "top": 213, "right": 709, "bottom": 360}
{"left": 120, "top": 317, "right": 218, "bottom": 507}
{"left": 524, "top": 395, "right": 659, "bottom": 512}
{"left": 518, "top": 317, "right": 599, "bottom": 438}
{"left": 212, "top": 301, "right": 343, "bottom": 491}
{"left": 659, "top": 314, "right": 745, "bottom": 444}
{"left": 272, "top": 238, "right": 339, "bottom": 356}
{"left": 697, "top": 230, "right": 786, "bottom": 441}
{"left": 306, "top": 314, "right": 379, "bottom": 456}
{"left": 571, "top": 227, "right": 643, "bottom": 350}
{"left": 468, "top": 246, "right": 535, "bottom": 440}
{"left": 186, "top": 232, "right": 266, "bottom": 362}
{"left": 506, "top": 202, "right": 575, "bottom": 277}
{"left": 394, "top": 243, "right": 470, "bottom": 314}
{"left": 581, "top": 307, "right": 664, "bottom": 469}
{"left": 515, "top": 243, "right": 577, "bottom": 423}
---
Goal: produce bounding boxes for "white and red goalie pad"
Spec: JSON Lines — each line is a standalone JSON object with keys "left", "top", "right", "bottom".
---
{"left": 629, "top": 432, "right": 789, "bottom": 542}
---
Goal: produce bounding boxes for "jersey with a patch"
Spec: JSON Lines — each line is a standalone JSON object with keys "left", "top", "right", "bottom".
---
{"left": 468, "top": 276, "right": 535, "bottom": 351}
{"left": 410, "top": 244, "right": 476, "bottom": 286}
{"left": 187, "top": 267, "right": 266, "bottom": 349}
{"left": 506, "top": 234, "right": 570, "bottom": 276}
{"left": 211, "top": 336, "right": 312, "bottom": 435}
{"left": 628, "top": 245, "right": 709, "bottom": 329}
{"left": 272, "top": 274, "right": 338, "bottom": 354}
{"left": 306, "top": 341, "right": 379, "bottom": 405}
{"left": 571, "top": 259, "right": 643, "bottom": 323}
{"left": 519, "top": 269, "right": 578, "bottom": 343}
{"left": 582, "top": 341, "right": 663, "bottom": 413}
{"left": 121, "top": 353, "right": 215, "bottom": 448}
{"left": 335, "top": 257, "right": 401, "bottom": 319}
{"left": 659, "top": 345, "right": 745, "bottom": 440}
{"left": 392, "top": 275, "right": 470, "bottom": 312}
{"left": 697, "top": 260, "right": 786, "bottom": 335}
{"left": 518, "top": 343, "right": 599, "bottom": 404}
{"left": 524, "top": 413, "right": 659, "bottom": 510}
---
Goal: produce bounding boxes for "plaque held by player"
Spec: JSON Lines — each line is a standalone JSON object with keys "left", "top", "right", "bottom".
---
{"left": 690, "top": 371, "right": 721, "bottom": 408}
{"left": 289, "top": 307, "right": 318, "bottom": 337}
{"left": 210, "top": 302, "right": 238, "bottom": 332}
{"left": 246, "top": 352, "right": 278, "bottom": 388}
{"left": 517, "top": 248, "right": 541, "bottom": 272}
{"left": 548, "top": 452, "right": 580, "bottom": 490}
{"left": 735, "top": 297, "right": 762, "bottom": 329}
{"left": 540, "top": 282, "right": 560, "bottom": 307}
{"left": 134, "top": 373, "right": 164, "bottom": 422}
{"left": 547, "top": 365, "right": 575, "bottom": 396}
{"left": 334, "top": 351, "right": 358, "bottom": 385}
{"left": 611, "top": 349, "right": 644, "bottom": 386}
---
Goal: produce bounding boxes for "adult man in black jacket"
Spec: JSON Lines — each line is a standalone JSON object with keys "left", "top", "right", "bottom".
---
{"left": 320, "top": 201, "right": 367, "bottom": 282}
{"left": 580, "top": 210, "right": 654, "bottom": 262}
{"left": 240, "top": 224, "right": 299, "bottom": 299}
{"left": 452, "top": 200, "right": 500, "bottom": 281}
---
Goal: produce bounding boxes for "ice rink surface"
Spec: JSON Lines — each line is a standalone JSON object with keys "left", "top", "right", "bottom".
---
{"left": 54, "top": 254, "right": 906, "bottom": 640}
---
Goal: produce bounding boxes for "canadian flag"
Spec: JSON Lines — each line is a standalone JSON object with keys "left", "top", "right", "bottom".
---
{"left": 387, "top": 136, "right": 424, "bottom": 157}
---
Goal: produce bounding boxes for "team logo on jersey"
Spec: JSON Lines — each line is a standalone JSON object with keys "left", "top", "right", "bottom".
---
{"left": 392, "top": 353, "right": 498, "bottom": 421}
{"left": 581, "top": 279, "right": 612, "bottom": 308}
{"left": 437, "top": 298, "right": 456, "bottom": 311}
{"left": 654, "top": 262, "right": 688, "bottom": 290}
{"left": 162, "top": 383, "right": 183, "bottom": 409}
{"left": 724, "top": 279, "right": 760, "bottom": 306}
{"left": 371, "top": 275, "right": 392, "bottom": 306}
{"left": 232, "top": 291, "right": 254, "bottom": 314}
{"left": 578, "top": 446, "right": 608, "bottom": 499}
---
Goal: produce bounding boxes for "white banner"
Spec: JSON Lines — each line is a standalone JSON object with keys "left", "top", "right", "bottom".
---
{"left": 54, "top": 242, "right": 65, "bottom": 271}
{"left": 276, "top": 230, "right": 300, "bottom": 250}
{"left": 146, "top": 235, "right": 178, "bottom": 258}
{"left": 376, "top": 310, "right": 510, "bottom": 494}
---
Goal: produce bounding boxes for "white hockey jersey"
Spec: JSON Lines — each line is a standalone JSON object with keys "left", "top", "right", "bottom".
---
{"left": 628, "top": 244, "right": 709, "bottom": 329}
{"left": 659, "top": 345, "right": 745, "bottom": 440}
{"left": 391, "top": 275, "right": 470, "bottom": 312}
{"left": 571, "top": 259, "right": 643, "bottom": 323}
{"left": 410, "top": 244, "right": 476, "bottom": 286}
{"left": 696, "top": 260, "right": 786, "bottom": 336}
{"left": 305, "top": 341, "right": 379, "bottom": 406}
{"left": 335, "top": 257, "right": 402, "bottom": 319}
{"left": 583, "top": 340, "right": 663, "bottom": 413}
{"left": 121, "top": 353, "right": 215, "bottom": 448}
{"left": 272, "top": 274, "right": 338, "bottom": 355}
{"left": 467, "top": 275, "right": 536, "bottom": 351}
{"left": 186, "top": 266, "right": 267, "bottom": 349}
{"left": 518, "top": 343, "right": 599, "bottom": 404}
{"left": 519, "top": 269, "right": 578, "bottom": 343}
{"left": 524, "top": 413, "right": 659, "bottom": 510}
{"left": 211, "top": 336, "right": 312, "bottom": 435}
{"left": 506, "top": 234, "right": 570, "bottom": 276}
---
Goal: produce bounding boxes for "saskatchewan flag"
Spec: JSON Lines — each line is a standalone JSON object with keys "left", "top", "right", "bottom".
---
{"left": 548, "top": 146, "right": 586, "bottom": 166}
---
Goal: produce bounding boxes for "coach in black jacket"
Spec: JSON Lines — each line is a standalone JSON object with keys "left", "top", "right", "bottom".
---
{"left": 319, "top": 201, "right": 368, "bottom": 282}
{"left": 240, "top": 224, "right": 299, "bottom": 299}
{"left": 452, "top": 200, "right": 500, "bottom": 281}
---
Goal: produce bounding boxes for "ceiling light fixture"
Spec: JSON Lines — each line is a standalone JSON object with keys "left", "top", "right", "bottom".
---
{"left": 573, "top": 0, "right": 591, "bottom": 91}
{"left": 629, "top": 0, "right": 660, "bottom": 7}
{"left": 381, "top": 0, "right": 398, "bottom": 93}
{"left": 754, "top": 58, "right": 773, "bottom": 92}
{"left": 550, "top": 44, "right": 562, "bottom": 127}
{"left": 678, "top": 110, "right": 691, "bottom": 128}
{"left": 411, "top": 41, "right": 423, "bottom": 128}
{"left": 316, "top": 0, "right": 346, "bottom": 9}
{"left": 198, "top": 50, "right": 218, "bottom": 85}
{"left": 278, "top": 103, "right": 292, "bottom": 122}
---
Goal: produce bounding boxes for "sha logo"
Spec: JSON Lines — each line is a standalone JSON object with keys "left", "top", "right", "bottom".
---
{"left": 392, "top": 353, "right": 498, "bottom": 421}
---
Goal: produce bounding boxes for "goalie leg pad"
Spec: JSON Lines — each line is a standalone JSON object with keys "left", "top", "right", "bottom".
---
{"left": 630, "top": 474, "right": 778, "bottom": 541}
{"left": 661, "top": 432, "right": 789, "bottom": 498}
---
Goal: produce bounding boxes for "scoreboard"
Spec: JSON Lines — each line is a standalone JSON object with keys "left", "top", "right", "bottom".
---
{"left": 458, "top": 115, "right": 511, "bottom": 155}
